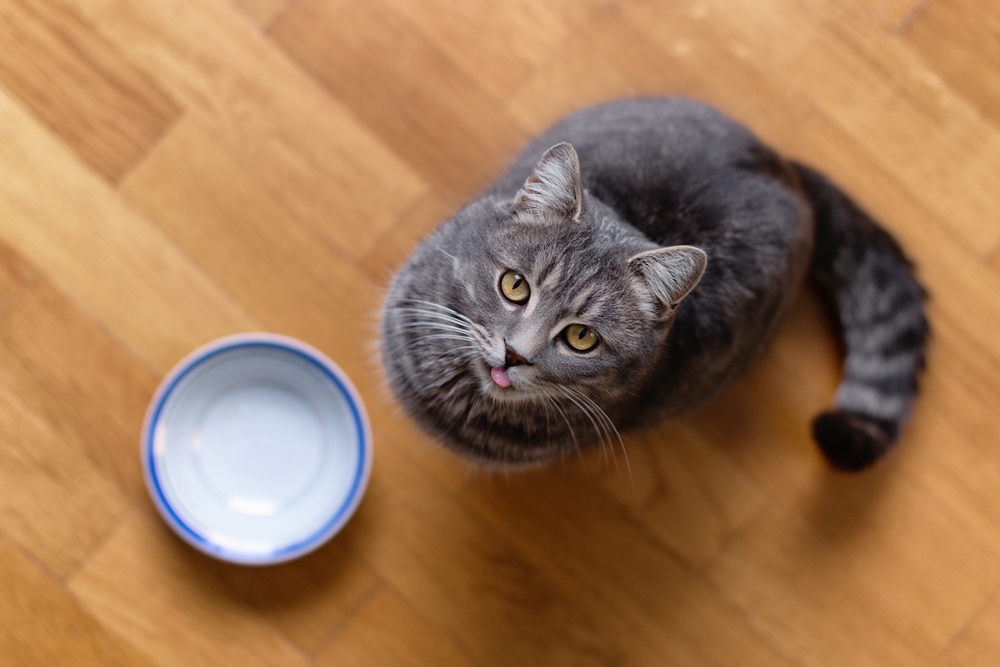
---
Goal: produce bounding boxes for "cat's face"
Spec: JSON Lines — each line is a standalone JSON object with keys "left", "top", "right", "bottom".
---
{"left": 381, "top": 143, "right": 706, "bottom": 466}
{"left": 443, "top": 211, "right": 661, "bottom": 408}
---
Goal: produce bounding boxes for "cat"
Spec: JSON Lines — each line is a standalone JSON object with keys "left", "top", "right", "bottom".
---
{"left": 380, "top": 98, "right": 928, "bottom": 472}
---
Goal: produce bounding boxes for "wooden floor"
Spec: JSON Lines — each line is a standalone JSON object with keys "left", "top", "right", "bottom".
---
{"left": 2, "top": 0, "right": 999, "bottom": 664}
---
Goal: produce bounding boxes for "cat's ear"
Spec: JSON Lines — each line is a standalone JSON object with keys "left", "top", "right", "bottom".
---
{"left": 514, "top": 142, "right": 583, "bottom": 222}
{"left": 629, "top": 246, "right": 708, "bottom": 317}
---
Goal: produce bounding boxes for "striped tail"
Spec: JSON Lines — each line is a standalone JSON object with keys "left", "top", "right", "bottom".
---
{"left": 794, "top": 163, "right": 929, "bottom": 471}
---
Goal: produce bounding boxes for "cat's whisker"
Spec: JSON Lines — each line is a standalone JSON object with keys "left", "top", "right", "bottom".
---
{"left": 394, "top": 307, "right": 473, "bottom": 328}
{"left": 556, "top": 386, "right": 617, "bottom": 475}
{"left": 414, "top": 333, "right": 473, "bottom": 343}
{"left": 539, "top": 394, "right": 553, "bottom": 447}
{"left": 544, "top": 393, "right": 580, "bottom": 455}
{"left": 564, "top": 386, "right": 632, "bottom": 485}
{"left": 399, "top": 299, "right": 477, "bottom": 327}
{"left": 398, "top": 321, "right": 473, "bottom": 336}
{"left": 396, "top": 318, "right": 474, "bottom": 336}
{"left": 429, "top": 348, "right": 481, "bottom": 366}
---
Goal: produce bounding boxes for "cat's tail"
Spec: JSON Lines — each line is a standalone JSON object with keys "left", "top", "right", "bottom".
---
{"left": 793, "top": 162, "right": 928, "bottom": 471}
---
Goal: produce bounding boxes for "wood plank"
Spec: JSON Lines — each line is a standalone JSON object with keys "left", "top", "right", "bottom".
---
{"left": 845, "top": 0, "right": 926, "bottom": 30}
{"left": 314, "top": 586, "right": 475, "bottom": 667}
{"left": 597, "top": 421, "right": 766, "bottom": 569}
{"left": 892, "top": 317, "right": 1000, "bottom": 559}
{"left": 269, "top": 0, "right": 527, "bottom": 204}
{"left": 208, "top": 541, "right": 381, "bottom": 656}
{"left": 70, "top": 509, "right": 312, "bottom": 667}
{"left": 948, "top": 589, "right": 1000, "bottom": 666}
{"left": 360, "top": 193, "right": 457, "bottom": 284}
{"left": 0, "top": 278, "right": 158, "bottom": 502}
{"left": 577, "top": 9, "right": 817, "bottom": 166}
{"left": 0, "top": 86, "right": 255, "bottom": 374}
{"left": 0, "top": 533, "right": 157, "bottom": 667}
{"left": 336, "top": 442, "right": 625, "bottom": 667}
{"left": 904, "top": 0, "right": 1000, "bottom": 135}
{"left": 229, "top": 0, "right": 290, "bottom": 27}
{"left": 0, "top": 240, "right": 35, "bottom": 306}
{"left": 706, "top": 500, "right": 959, "bottom": 666}
{"left": 379, "top": 0, "right": 569, "bottom": 101}
{"left": 666, "top": 282, "right": 843, "bottom": 509}
{"left": 75, "top": 0, "right": 425, "bottom": 260}
{"left": 0, "top": 0, "right": 180, "bottom": 182}
{"left": 119, "top": 113, "right": 373, "bottom": 362}
{"left": 618, "top": 0, "right": 1000, "bottom": 255}
{"left": 504, "top": 31, "right": 637, "bottom": 136}
{"left": 0, "top": 374, "right": 128, "bottom": 578}
{"left": 456, "top": 461, "right": 794, "bottom": 666}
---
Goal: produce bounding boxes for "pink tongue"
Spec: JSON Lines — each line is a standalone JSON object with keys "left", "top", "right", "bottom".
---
{"left": 490, "top": 366, "right": 512, "bottom": 388}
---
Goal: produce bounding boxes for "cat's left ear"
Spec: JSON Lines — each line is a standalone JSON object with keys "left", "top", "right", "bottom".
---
{"left": 514, "top": 142, "right": 583, "bottom": 222}
{"left": 629, "top": 246, "right": 708, "bottom": 317}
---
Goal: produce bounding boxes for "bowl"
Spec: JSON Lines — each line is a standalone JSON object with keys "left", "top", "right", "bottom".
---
{"left": 141, "top": 333, "right": 372, "bottom": 565}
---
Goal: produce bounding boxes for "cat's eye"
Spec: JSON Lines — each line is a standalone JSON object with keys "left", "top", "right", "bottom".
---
{"left": 500, "top": 271, "right": 530, "bottom": 304}
{"left": 564, "top": 323, "right": 599, "bottom": 352}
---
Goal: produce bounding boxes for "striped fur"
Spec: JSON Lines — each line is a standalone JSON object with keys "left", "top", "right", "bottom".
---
{"left": 797, "top": 164, "right": 928, "bottom": 470}
{"left": 380, "top": 98, "right": 927, "bottom": 470}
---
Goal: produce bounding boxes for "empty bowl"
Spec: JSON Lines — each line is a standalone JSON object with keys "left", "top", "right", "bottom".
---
{"left": 142, "top": 333, "right": 372, "bottom": 565}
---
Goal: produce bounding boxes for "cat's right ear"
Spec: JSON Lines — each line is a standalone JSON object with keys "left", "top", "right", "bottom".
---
{"left": 629, "top": 246, "right": 708, "bottom": 318}
{"left": 514, "top": 142, "right": 583, "bottom": 223}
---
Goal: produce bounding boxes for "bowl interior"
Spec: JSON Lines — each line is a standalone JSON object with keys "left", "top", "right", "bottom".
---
{"left": 145, "top": 338, "right": 369, "bottom": 564}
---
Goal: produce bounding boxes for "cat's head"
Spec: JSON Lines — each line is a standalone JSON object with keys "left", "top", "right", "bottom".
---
{"left": 381, "top": 143, "right": 706, "bottom": 466}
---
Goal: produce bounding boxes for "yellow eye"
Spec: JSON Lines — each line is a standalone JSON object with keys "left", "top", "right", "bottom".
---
{"left": 564, "top": 324, "right": 599, "bottom": 351}
{"left": 500, "top": 271, "right": 530, "bottom": 304}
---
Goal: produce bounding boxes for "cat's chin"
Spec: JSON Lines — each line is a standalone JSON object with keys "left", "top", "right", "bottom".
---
{"left": 478, "top": 376, "right": 552, "bottom": 405}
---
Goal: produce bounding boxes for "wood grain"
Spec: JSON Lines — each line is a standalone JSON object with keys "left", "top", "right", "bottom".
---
{"left": 379, "top": 0, "right": 570, "bottom": 101}
{"left": 849, "top": 0, "right": 927, "bottom": 30}
{"left": 904, "top": 0, "right": 1000, "bottom": 135}
{"left": 4, "top": 0, "right": 1000, "bottom": 664}
{"left": 270, "top": 0, "right": 527, "bottom": 203}
{"left": 619, "top": 0, "right": 1000, "bottom": 255}
{"left": 0, "top": 86, "right": 255, "bottom": 373}
{"left": 0, "top": 374, "right": 128, "bottom": 578}
{"left": 229, "top": 0, "right": 291, "bottom": 27}
{"left": 0, "top": 279, "right": 158, "bottom": 502}
{"left": 706, "top": 501, "right": 953, "bottom": 667}
{"left": 75, "top": 0, "right": 426, "bottom": 260}
{"left": 208, "top": 542, "right": 380, "bottom": 655}
{"left": 337, "top": 442, "right": 625, "bottom": 667}
{"left": 457, "top": 463, "right": 793, "bottom": 667}
{"left": 314, "top": 586, "right": 475, "bottom": 667}
{"left": 0, "top": 0, "right": 180, "bottom": 182}
{"left": 596, "top": 420, "right": 766, "bottom": 568}
{"left": 0, "top": 534, "right": 156, "bottom": 667}
{"left": 69, "top": 509, "right": 313, "bottom": 667}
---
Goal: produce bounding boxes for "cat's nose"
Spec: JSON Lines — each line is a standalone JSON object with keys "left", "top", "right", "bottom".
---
{"left": 504, "top": 346, "right": 530, "bottom": 367}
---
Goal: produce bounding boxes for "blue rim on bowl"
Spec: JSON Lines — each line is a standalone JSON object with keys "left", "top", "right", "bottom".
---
{"left": 141, "top": 333, "right": 373, "bottom": 566}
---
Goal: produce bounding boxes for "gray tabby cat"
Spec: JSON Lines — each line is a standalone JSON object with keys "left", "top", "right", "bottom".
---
{"left": 380, "top": 98, "right": 927, "bottom": 471}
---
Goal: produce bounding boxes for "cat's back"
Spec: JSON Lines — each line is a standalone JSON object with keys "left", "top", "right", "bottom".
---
{"left": 494, "top": 98, "right": 760, "bottom": 193}
{"left": 494, "top": 97, "right": 802, "bottom": 243}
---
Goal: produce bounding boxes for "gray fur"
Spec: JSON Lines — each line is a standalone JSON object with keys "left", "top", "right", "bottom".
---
{"left": 380, "top": 98, "right": 927, "bottom": 470}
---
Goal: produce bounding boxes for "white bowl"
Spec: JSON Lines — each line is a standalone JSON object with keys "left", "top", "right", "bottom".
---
{"left": 142, "top": 333, "right": 372, "bottom": 565}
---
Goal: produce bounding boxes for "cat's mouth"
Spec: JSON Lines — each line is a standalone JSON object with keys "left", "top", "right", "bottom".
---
{"left": 478, "top": 361, "right": 538, "bottom": 402}
{"left": 490, "top": 365, "right": 513, "bottom": 388}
